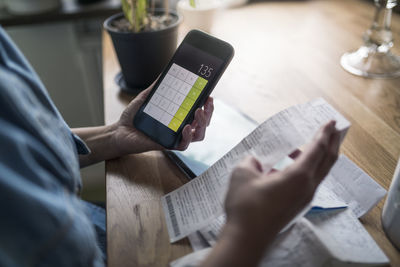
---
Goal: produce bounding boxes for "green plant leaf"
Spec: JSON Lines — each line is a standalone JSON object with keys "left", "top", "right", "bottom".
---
{"left": 135, "top": 0, "right": 147, "bottom": 32}
{"left": 189, "top": 0, "right": 196, "bottom": 8}
{"left": 121, "top": 0, "right": 134, "bottom": 27}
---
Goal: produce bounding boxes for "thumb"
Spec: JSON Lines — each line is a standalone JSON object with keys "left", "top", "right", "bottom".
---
{"left": 123, "top": 78, "right": 159, "bottom": 120}
{"left": 125, "top": 87, "right": 152, "bottom": 115}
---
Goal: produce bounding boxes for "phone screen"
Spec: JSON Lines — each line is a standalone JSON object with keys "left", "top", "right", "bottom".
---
{"left": 143, "top": 42, "right": 223, "bottom": 132}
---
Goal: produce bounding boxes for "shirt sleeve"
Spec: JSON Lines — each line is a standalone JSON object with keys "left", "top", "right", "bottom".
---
{"left": 72, "top": 133, "right": 91, "bottom": 155}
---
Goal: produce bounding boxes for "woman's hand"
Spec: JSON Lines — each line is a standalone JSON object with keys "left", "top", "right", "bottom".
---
{"left": 202, "top": 121, "right": 341, "bottom": 267}
{"left": 73, "top": 82, "right": 214, "bottom": 167}
{"left": 114, "top": 84, "right": 214, "bottom": 155}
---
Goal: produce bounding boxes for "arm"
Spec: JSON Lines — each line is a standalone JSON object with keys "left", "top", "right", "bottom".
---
{"left": 73, "top": 86, "right": 214, "bottom": 168}
{"left": 202, "top": 121, "right": 341, "bottom": 267}
{"left": 72, "top": 124, "right": 119, "bottom": 168}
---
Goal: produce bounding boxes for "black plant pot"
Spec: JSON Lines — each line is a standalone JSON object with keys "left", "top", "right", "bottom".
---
{"left": 104, "top": 11, "right": 181, "bottom": 93}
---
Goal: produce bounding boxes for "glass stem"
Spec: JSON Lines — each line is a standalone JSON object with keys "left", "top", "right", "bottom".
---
{"left": 363, "top": 0, "right": 397, "bottom": 51}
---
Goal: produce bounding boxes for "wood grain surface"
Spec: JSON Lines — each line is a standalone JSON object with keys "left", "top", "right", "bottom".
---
{"left": 104, "top": 0, "right": 400, "bottom": 266}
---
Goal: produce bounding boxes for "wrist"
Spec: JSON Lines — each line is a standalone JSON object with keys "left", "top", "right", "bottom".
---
{"left": 105, "top": 122, "right": 124, "bottom": 157}
{"left": 74, "top": 124, "right": 121, "bottom": 167}
{"left": 204, "top": 221, "right": 269, "bottom": 267}
{"left": 107, "top": 122, "right": 126, "bottom": 156}
{"left": 222, "top": 220, "right": 268, "bottom": 254}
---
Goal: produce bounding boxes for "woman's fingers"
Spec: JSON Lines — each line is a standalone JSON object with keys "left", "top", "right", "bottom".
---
{"left": 246, "top": 156, "right": 263, "bottom": 173}
{"left": 176, "top": 125, "right": 194, "bottom": 151}
{"left": 190, "top": 98, "right": 214, "bottom": 142}
{"left": 289, "top": 149, "right": 302, "bottom": 160}
{"left": 292, "top": 121, "right": 337, "bottom": 176}
{"left": 172, "top": 97, "right": 214, "bottom": 149}
{"left": 285, "top": 120, "right": 337, "bottom": 188}
{"left": 122, "top": 82, "right": 156, "bottom": 121}
{"left": 314, "top": 129, "right": 341, "bottom": 182}
{"left": 192, "top": 109, "right": 207, "bottom": 141}
{"left": 204, "top": 97, "right": 214, "bottom": 126}
{"left": 137, "top": 86, "right": 152, "bottom": 101}
{"left": 233, "top": 156, "right": 263, "bottom": 179}
{"left": 175, "top": 101, "right": 213, "bottom": 149}
{"left": 136, "top": 77, "right": 159, "bottom": 102}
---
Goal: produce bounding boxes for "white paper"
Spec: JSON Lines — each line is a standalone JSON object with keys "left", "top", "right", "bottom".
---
{"left": 187, "top": 232, "right": 210, "bottom": 251}
{"left": 321, "top": 155, "right": 387, "bottom": 218}
{"left": 198, "top": 215, "right": 226, "bottom": 246}
{"left": 182, "top": 155, "right": 388, "bottom": 265}
{"left": 311, "top": 183, "right": 348, "bottom": 210}
{"left": 306, "top": 209, "right": 389, "bottom": 265}
{"left": 195, "top": 154, "right": 381, "bottom": 247}
{"left": 162, "top": 98, "right": 351, "bottom": 242}
{"left": 170, "top": 248, "right": 212, "bottom": 267}
{"left": 260, "top": 218, "right": 332, "bottom": 267}
{"left": 173, "top": 210, "right": 388, "bottom": 267}
{"left": 261, "top": 209, "right": 389, "bottom": 266}
{"left": 172, "top": 219, "right": 334, "bottom": 267}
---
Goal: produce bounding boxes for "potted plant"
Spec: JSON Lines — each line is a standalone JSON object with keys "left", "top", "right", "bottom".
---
{"left": 104, "top": 0, "right": 182, "bottom": 93}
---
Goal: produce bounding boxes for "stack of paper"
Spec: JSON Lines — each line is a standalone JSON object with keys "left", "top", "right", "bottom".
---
{"left": 162, "top": 99, "right": 389, "bottom": 266}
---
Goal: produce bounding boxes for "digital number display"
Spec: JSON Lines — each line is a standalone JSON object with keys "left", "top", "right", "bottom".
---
{"left": 198, "top": 64, "right": 213, "bottom": 78}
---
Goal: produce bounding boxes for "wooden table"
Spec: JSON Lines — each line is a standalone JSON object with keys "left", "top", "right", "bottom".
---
{"left": 104, "top": 0, "right": 400, "bottom": 266}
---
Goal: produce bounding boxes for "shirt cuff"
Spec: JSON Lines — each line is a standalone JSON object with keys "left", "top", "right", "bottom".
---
{"left": 72, "top": 133, "right": 91, "bottom": 155}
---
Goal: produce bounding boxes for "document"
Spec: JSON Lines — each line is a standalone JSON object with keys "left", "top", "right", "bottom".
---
{"left": 260, "top": 209, "right": 389, "bottom": 266}
{"left": 321, "top": 155, "right": 387, "bottom": 218}
{"left": 162, "top": 98, "right": 351, "bottom": 242}
{"left": 311, "top": 183, "right": 347, "bottom": 210}
{"left": 187, "top": 232, "right": 210, "bottom": 252}
{"left": 170, "top": 248, "right": 212, "bottom": 267}
{"left": 190, "top": 155, "right": 387, "bottom": 248}
{"left": 171, "top": 210, "right": 389, "bottom": 267}
{"left": 305, "top": 209, "right": 388, "bottom": 264}
{"left": 198, "top": 214, "right": 226, "bottom": 247}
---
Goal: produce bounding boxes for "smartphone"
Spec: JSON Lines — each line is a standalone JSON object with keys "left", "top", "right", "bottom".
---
{"left": 133, "top": 30, "right": 234, "bottom": 149}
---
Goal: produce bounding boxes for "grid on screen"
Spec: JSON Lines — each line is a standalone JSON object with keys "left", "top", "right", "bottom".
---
{"left": 144, "top": 63, "right": 208, "bottom": 132}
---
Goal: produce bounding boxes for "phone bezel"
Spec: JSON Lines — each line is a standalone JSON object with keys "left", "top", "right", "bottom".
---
{"left": 134, "top": 30, "right": 234, "bottom": 149}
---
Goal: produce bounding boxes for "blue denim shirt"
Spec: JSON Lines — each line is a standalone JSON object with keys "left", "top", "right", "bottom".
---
{"left": 0, "top": 27, "right": 103, "bottom": 266}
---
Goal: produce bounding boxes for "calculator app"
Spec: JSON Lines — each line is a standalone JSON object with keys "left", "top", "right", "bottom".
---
{"left": 143, "top": 43, "right": 223, "bottom": 132}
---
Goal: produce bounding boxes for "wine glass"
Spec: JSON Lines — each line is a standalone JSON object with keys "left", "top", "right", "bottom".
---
{"left": 340, "top": 0, "right": 400, "bottom": 78}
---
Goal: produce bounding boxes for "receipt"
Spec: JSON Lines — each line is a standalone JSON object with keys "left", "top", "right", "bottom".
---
{"left": 311, "top": 183, "right": 347, "bottom": 210}
{"left": 261, "top": 209, "right": 388, "bottom": 266}
{"left": 173, "top": 210, "right": 388, "bottom": 267}
{"left": 170, "top": 248, "right": 212, "bottom": 267}
{"left": 177, "top": 155, "right": 387, "bottom": 254}
{"left": 260, "top": 218, "right": 331, "bottom": 267}
{"left": 193, "top": 155, "right": 387, "bottom": 247}
{"left": 162, "top": 98, "right": 351, "bottom": 242}
{"left": 187, "top": 232, "right": 210, "bottom": 252}
{"left": 162, "top": 99, "right": 350, "bottom": 242}
{"left": 198, "top": 215, "right": 226, "bottom": 247}
{"left": 305, "top": 209, "right": 389, "bottom": 264}
{"left": 321, "top": 155, "right": 387, "bottom": 218}
{"left": 162, "top": 99, "right": 351, "bottom": 242}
